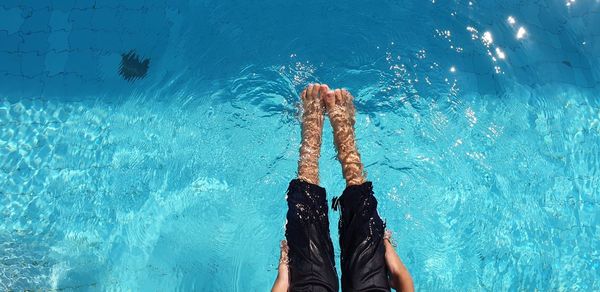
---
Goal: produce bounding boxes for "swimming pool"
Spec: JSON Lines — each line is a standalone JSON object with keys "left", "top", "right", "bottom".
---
{"left": 1, "top": 0, "right": 599, "bottom": 290}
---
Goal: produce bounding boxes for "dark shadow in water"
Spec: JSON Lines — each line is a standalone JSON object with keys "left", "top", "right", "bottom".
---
{"left": 119, "top": 50, "right": 150, "bottom": 82}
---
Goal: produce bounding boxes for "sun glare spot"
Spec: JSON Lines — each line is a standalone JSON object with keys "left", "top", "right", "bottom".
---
{"left": 495, "top": 47, "right": 506, "bottom": 59}
{"left": 482, "top": 31, "right": 493, "bottom": 46}
{"left": 516, "top": 27, "right": 527, "bottom": 39}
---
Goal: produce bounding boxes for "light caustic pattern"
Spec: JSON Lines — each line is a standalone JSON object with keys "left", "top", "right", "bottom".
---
{"left": 2, "top": 67, "right": 600, "bottom": 291}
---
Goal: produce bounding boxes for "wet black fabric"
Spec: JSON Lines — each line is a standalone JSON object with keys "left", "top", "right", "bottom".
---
{"left": 285, "top": 179, "right": 390, "bottom": 292}
{"left": 285, "top": 179, "right": 339, "bottom": 292}
{"left": 336, "top": 182, "right": 391, "bottom": 292}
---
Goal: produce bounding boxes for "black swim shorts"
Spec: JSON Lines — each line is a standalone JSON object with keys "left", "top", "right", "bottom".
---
{"left": 334, "top": 182, "right": 390, "bottom": 291}
{"left": 286, "top": 179, "right": 339, "bottom": 291}
{"left": 285, "top": 179, "right": 390, "bottom": 292}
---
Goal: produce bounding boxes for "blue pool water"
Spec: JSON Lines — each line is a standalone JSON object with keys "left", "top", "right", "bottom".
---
{"left": 1, "top": 0, "right": 600, "bottom": 290}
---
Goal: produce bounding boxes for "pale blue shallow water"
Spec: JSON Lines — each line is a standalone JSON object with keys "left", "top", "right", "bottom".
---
{"left": 1, "top": 0, "right": 600, "bottom": 291}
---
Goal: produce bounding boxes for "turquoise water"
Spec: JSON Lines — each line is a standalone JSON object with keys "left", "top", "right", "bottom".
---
{"left": 1, "top": 0, "right": 600, "bottom": 290}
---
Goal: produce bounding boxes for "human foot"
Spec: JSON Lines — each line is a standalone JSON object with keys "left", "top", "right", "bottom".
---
{"left": 324, "top": 89, "right": 365, "bottom": 186}
{"left": 271, "top": 240, "right": 290, "bottom": 292}
{"left": 297, "top": 83, "right": 329, "bottom": 185}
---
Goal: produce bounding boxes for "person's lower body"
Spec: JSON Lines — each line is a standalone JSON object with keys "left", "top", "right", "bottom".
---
{"left": 278, "top": 84, "right": 391, "bottom": 291}
{"left": 285, "top": 179, "right": 390, "bottom": 292}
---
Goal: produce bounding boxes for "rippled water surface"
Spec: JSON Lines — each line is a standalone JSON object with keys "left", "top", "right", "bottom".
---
{"left": 1, "top": 0, "right": 600, "bottom": 291}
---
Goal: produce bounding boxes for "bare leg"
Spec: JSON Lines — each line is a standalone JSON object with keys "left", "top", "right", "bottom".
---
{"left": 272, "top": 84, "right": 338, "bottom": 292}
{"left": 325, "top": 88, "right": 389, "bottom": 290}
{"left": 384, "top": 232, "right": 415, "bottom": 292}
{"left": 271, "top": 240, "right": 290, "bottom": 292}
{"left": 324, "top": 89, "right": 365, "bottom": 186}
{"left": 297, "top": 83, "right": 329, "bottom": 185}
{"left": 325, "top": 88, "right": 412, "bottom": 291}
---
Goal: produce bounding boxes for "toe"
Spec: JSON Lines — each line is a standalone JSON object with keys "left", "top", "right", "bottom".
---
{"left": 334, "top": 89, "right": 344, "bottom": 106}
{"left": 300, "top": 88, "right": 307, "bottom": 102}
{"left": 319, "top": 84, "right": 329, "bottom": 98}
{"left": 324, "top": 90, "right": 336, "bottom": 109}
{"left": 309, "top": 83, "right": 321, "bottom": 99}
{"left": 342, "top": 89, "right": 353, "bottom": 101}
{"left": 306, "top": 84, "right": 315, "bottom": 100}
